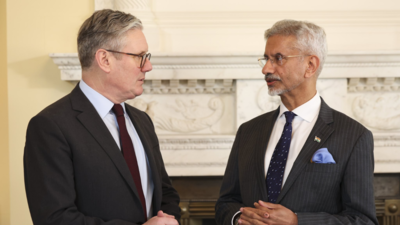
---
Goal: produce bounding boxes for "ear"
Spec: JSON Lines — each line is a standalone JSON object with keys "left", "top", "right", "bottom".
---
{"left": 95, "top": 49, "right": 112, "bottom": 73}
{"left": 304, "top": 55, "right": 320, "bottom": 78}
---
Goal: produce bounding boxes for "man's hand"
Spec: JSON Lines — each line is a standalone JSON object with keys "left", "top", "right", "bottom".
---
{"left": 247, "top": 200, "right": 298, "bottom": 225}
{"left": 239, "top": 207, "right": 269, "bottom": 225}
{"left": 144, "top": 210, "right": 178, "bottom": 225}
{"left": 156, "top": 210, "right": 176, "bottom": 219}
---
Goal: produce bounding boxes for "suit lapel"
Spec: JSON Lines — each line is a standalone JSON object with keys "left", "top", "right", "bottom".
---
{"left": 254, "top": 108, "right": 280, "bottom": 201}
{"left": 69, "top": 85, "right": 142, "bottom": 205}
{"left": 125, "top": 106, "right": 161, "bottom": 215}
{"left": 276, "top": 98, "right": 334, "bottom": 203}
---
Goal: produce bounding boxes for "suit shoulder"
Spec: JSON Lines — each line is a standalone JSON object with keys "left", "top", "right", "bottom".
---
{"left": 330, "top": 108, "right": 370, "bottom": 135}
{"left": 239, "top": 110, "right": 277, "bottom": 129}
{"left": 33, "top": 94, "right": 72, "bottom": 120}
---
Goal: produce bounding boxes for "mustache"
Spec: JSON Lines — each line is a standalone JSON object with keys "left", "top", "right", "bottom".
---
{"left": 265, "top": 73, "right": 282, "bottom": 81}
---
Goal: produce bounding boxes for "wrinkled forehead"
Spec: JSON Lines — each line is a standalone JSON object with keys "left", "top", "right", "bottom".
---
{"left": 264, "top": 35, "right": 300, "bottom": 55}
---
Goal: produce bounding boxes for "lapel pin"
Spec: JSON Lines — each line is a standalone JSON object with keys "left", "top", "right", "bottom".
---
{"left": 314, "top": 136, "right": 321, "bottom": 143}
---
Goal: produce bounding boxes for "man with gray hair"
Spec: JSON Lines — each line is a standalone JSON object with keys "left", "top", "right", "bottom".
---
{"left": 24, "top": 9, "right": 180, "bottom": 225}
{"left": 216, "top": 20, "right": 377, "bottom": 225}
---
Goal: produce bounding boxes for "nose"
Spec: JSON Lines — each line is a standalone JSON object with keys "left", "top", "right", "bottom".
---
{"left": 262, "top": 59, "right": 275, "bottom": 75}
{"left": 141, "top": 58, "right": 152, "bottom": 72}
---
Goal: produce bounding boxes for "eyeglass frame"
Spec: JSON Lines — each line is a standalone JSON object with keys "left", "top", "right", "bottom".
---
{"left": 105, "top": 49, "right": 151, "bottom": 68}
{"left": 258, "top": 54, "right": 309, "bottom": 68}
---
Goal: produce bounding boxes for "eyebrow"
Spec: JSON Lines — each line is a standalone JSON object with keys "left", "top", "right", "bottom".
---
{"left": 264, "top": 52, "right": 283, "bottom": 58}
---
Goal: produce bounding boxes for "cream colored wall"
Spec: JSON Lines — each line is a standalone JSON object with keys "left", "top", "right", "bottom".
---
{"left": 1, "top": 0, "right": 10, "bottom": 224}
{"left": 6, "top": 0, "right": 400, "bottom": 224}
{"left": 7, "top": 0, "right": 93, "bottom": 224}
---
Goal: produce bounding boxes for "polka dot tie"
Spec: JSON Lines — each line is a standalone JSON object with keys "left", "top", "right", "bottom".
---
{"left": 266, "top": 111, "right": 296, "bottom": 203}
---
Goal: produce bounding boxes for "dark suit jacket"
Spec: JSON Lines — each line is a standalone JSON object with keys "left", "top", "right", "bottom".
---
{"left": 24, "top": 85, "right": 180, "bottom": 225}
{"left": 215, "top": 98, "right": 378, "bottom": 225}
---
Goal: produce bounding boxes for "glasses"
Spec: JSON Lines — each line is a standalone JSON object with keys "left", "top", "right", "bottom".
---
{"left": 106, "top": 49, "right": 151, "bottom": 68}
{"left": 258, "top": 54, "right": 308, "bottom": 67}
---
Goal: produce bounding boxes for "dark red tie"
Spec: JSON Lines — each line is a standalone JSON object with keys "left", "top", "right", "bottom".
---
{"left": 112, "top": 104, "right": 147, "bottom": 220}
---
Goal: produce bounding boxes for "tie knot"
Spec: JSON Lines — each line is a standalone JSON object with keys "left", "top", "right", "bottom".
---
{"left": 284, "top": 111, "right": 296, "bottom": 124}
{"left": 112, "top": 104, "right": 124, "bottom": 117}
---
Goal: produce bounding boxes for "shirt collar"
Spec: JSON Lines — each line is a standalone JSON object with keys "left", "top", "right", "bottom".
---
{"left": 79, "top": 80, "right": 126, "bottom": 118}
{"left": 278, "top": 92, "right": 321, "bottom": 123}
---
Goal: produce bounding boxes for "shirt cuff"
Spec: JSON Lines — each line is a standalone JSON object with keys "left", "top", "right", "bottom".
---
{"left": 231, "top": 211, "right": 242, "bottom": 225}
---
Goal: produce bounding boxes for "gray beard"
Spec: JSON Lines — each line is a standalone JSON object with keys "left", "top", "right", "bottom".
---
{"left": 267, "top": 79, "right": 303, "bottom": 96}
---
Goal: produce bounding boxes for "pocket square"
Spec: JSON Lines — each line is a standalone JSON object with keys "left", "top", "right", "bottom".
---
{"left": 310, "top": 148, "right": 336, "bottom": 164}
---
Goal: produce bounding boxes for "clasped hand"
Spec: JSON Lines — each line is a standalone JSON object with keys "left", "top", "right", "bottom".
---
{"left": 238, "top": 200, "right": 298, "bottom": 225}
{"left": 145, "top": 210, "right": 179, "bottom": 225}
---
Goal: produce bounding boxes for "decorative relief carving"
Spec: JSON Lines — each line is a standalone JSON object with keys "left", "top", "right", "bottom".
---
{"left": 159, "top": 138, "right": 234, "bottom": 144}
{"left": 326, "top": 63, "right": 400, "bottom": 68}
{"left": 375, "top": 160, "right": 400, "bottom": 163}
{"left": 348, "top": 78, "right": 400, "bottom": 92}
{"left": 142, "top": 79, "right": 235, "bottom": 94}
{"left": 152, "top": 62, "right": 400, "bottom": 70}
{"left": 159, "top": 137, "right": 234, "bottom": 150}
{"left": 126, "top": 98, "right": 157, "bottom": 121}
{"left": 353, "top": 95, "right": 400, "bottom": 130}
{"left": 374, "top": 135, "right": 400, "bottom": 147}
{"left": 155, "top": 97, "right": 224, "bottom": 133}
{"left": 257, "top": 85, "right": 281, "bottom": 113}
{"left": 164, "top": 162, "right": 226, "bottom": 167}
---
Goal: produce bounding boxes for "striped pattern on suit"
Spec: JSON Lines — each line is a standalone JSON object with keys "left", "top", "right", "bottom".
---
{"left": 215, "top": 98, "right": 378, "bottom": 225}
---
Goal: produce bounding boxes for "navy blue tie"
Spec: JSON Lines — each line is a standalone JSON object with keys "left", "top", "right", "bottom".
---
{"left": 266, "top": 111, "right": 296, "bottom": 203}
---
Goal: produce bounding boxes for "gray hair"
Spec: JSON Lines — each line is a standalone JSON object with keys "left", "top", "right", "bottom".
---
{"left": 77, "top": 9, "right": 143, "bottom": 70}
{"left": 264, "top": 19, "right": 328, "bottom": 76}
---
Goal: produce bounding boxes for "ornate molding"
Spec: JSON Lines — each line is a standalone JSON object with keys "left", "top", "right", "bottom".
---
{"left": 164, "top": 162, "right": 226, "bottom": 167}
{"left": 159, "top": 137, "right": 235, "bottom": 151}
{"left": 348, "top": 78, "right": 400, "bottom": 92}
{"left": 154, "top": 97, "right": 225, "bottom": 133}
{"left": 374, "top": 134, "right": 400, "bottom": 147}
{"left": 326, "top": 63, "right": 400, "bottom": 68}
{"left": 375, "top": 160, "right": 400, "bottom": 163}
{"left": 50, "top": 52, "right": 400, "bottom": 81}
{"left": 353, "top": 95, "right": 400, "bottom": 130}
{"left": 141, "top": 79, "right": 234, "bottom": 94}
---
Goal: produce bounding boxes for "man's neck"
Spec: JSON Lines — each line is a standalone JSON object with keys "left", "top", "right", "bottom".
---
{"left": 82, "top": 71, "right": 123, "bottom": 104}
{"left": 280, "top": 89, "right": 317, "bottom": 111}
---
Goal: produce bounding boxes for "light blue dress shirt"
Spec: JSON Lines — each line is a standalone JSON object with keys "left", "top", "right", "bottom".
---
{"left": 79, "top": 80, "right": 154, "bottom": 218}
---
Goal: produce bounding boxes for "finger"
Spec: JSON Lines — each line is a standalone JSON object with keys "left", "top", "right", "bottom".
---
{"left": 258, "top": 200, "right": 275, "bottom": 209}
{"left": 239, "top": 217, "right": 268, "bottom": 225}
{"left": 238, "top": 217, "right": 251, "bottom": 225}
{"left": 242, "top": 206, "right": 269, "bottom": 219}
{"left": 163, "top": 212, "right": 175, "bottom": 219}
{"left": 164, "top": 218, "right": 179, "bottom": 225}
{"left": 157, "top": 210, "right": 164, "bottom": 217}
{"left": 241, "top": 210, "right": 269, "bottom": 223}
{"left": 241, "top": 207, "right": 267, "bottom": 218}
{"left": 254, "top": 203, "right": 270, "bottom": 218}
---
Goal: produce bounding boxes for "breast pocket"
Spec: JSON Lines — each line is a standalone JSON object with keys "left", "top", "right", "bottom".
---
{"left": 304, "top": 163, "right": 339, "bottom": 173}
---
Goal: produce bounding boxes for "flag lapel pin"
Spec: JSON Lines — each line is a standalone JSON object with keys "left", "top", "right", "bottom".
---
{"left": 314, "top": 136, "right": 321, "bottom": 143}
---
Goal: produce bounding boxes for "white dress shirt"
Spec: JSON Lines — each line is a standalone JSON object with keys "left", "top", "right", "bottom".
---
{"left": 264, "top": 92, "right": 321, "bottom": 186}
{"left": 79, "top": 80, "right": 154, "bottom": 218}
{"left": 231, "top": 93, "right": 321, "bottom": 225}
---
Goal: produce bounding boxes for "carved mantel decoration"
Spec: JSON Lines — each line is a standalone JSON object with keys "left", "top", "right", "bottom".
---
{"left": 50, "top": 52, "right": 400, "bottom": 175}
{"left": 47, "top": 0, "right": 400, "bottom": 177}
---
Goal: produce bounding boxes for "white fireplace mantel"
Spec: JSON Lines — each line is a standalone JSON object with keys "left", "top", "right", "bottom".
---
{"left": 50, "top": 52, "right": 400, "bottom": 175}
